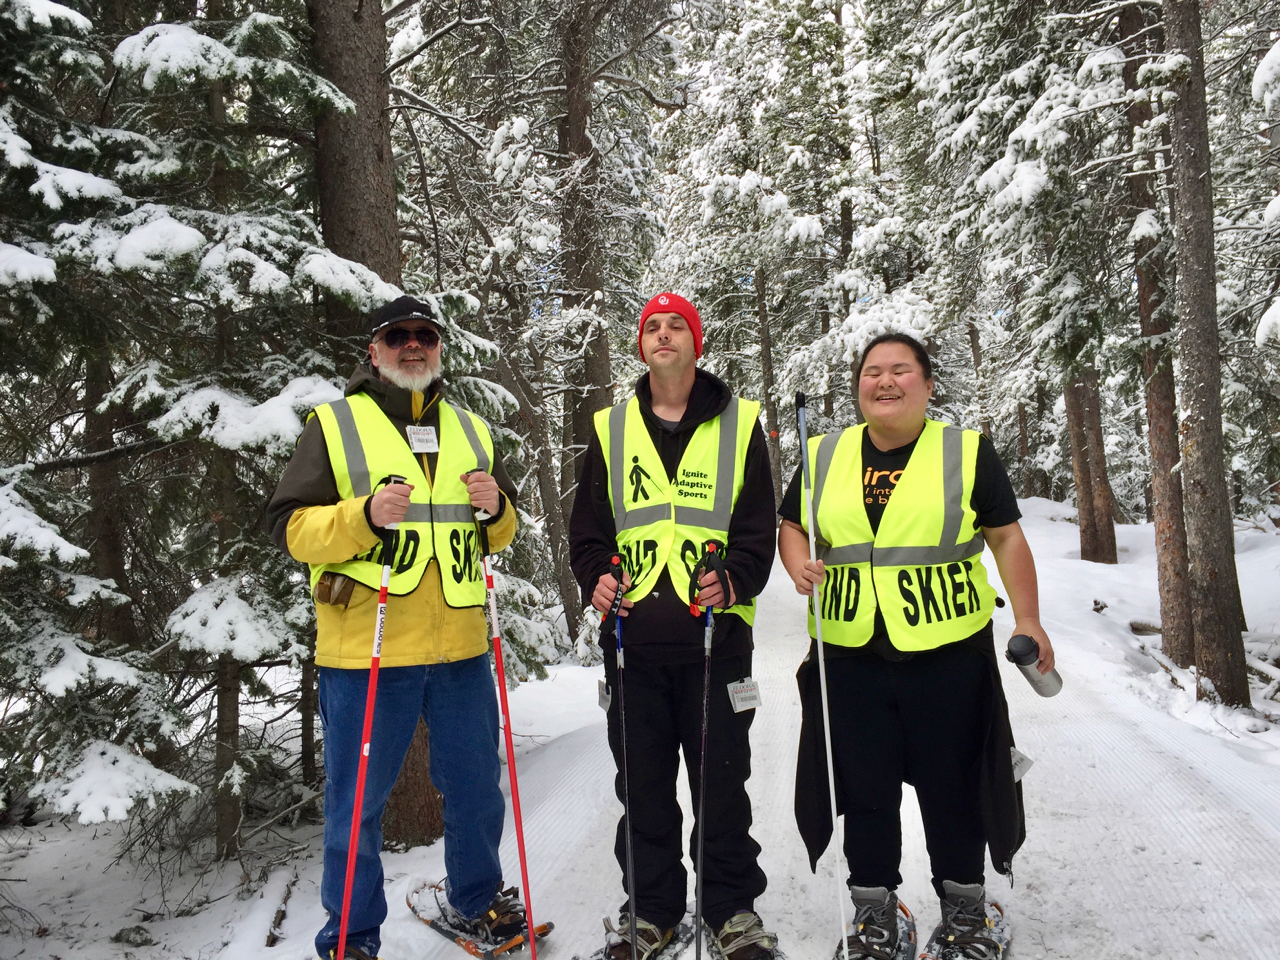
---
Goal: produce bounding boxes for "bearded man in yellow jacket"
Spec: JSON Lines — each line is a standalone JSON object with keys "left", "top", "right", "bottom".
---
{"left": 268, "top": 296, "right": 524, "bottom": 960}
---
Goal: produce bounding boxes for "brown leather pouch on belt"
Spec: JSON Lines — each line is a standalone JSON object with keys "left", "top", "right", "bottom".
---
{"left": 313, "top": 572, "right": 355, "bottom": 606}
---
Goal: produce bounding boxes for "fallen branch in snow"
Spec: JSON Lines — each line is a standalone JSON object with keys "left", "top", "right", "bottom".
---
{"left": 264, "top": 870, "right": 297, "bottom": 947}
{"left": 239, "top": 789, "right": 321, "bottom": 846}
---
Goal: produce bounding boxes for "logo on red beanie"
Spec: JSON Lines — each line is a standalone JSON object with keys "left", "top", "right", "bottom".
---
{"left": 639, "top": 292, "right": 703, "bottom": 361}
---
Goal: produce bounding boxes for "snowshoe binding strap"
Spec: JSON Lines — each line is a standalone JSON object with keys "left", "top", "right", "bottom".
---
{"left": 687, "top": 539, "right": 730, "bottom": 615}
{"left": 935, "top": 898, "right": 1000, "bottom": 960}
{"left": 605, "top": 916, "right": 674, "bottom": 960}
{"left": 713, "top": 912, "right": 778, "bottom": 960}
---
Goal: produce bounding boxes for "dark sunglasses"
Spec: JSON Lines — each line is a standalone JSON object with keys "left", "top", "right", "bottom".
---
{"left": 379, "top": 326, "right": 440, "bottom": 350}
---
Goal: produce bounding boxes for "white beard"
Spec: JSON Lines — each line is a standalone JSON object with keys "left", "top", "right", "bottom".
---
{"left": 379, "top": 355, "right": 441, "bottom": 393}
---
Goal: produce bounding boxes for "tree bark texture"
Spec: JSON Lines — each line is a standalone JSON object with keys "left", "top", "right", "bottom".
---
{"left": 754, "top": 267, "right": 783, "bottom": 505}
{"left": 82, "top": 347, "right": 140, "bottom": 648}
{"left": 1161, "top": 0, "right": 1250, "bottom": 704}
{"left": 215, "top": 651, "right": 241, "bottom": 858}
{"left": 1064, "top": 377, "right": 1102, "bottom": 560}
{"left": 494, "top": 327, "right": 584, "bottom": 644}
{"left": 559, "top": 2, "right": 612, "bottom": 454}
{"left": 301, "top": 654, "right": 318, "bottom": 789}
{"left": 382, "top": 719, "right": 445, "bottom": 848}
{"left": 308, "top": 0, "right": 444, "bottom": 834}
{"left": 1079, "top": 366, "right": 1118, "bottom": 563}
{"left": 966, "top": 321, "right": 992, "bottom": 437}
{"left": 307, "top": 0, "right": 402, "bottom": 339}
{"left": 1119, "top": 2, "right": 1196, "bottom": 668}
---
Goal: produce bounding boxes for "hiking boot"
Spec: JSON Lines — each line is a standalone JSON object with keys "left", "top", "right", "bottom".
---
{"left": 713, "top": 911, "right": 778, "bottom": 960}
{"left": 604, "top": 914, "right": 674, "bottom": 960}
{"left": 833, "top": 886, "right": 915, "bottom": 960}
{"left": 436, "top": 884, "right": 528, "bottom": 944}
{"left": 920, "top": 881, "right": 1010, "bottom": 960}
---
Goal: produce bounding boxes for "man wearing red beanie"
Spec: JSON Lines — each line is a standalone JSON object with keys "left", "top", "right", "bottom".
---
{"left": 569, "top": 293, "right": 779, "bottom": 960}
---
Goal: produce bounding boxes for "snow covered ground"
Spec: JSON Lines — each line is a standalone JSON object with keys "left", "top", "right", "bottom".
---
{"left": 6, "top": 500, "right": 1280, "bottom": 959}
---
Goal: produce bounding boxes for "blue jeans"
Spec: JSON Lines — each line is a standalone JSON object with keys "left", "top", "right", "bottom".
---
{"left": 315, "top": 654, "right": 505, "bottom": 958}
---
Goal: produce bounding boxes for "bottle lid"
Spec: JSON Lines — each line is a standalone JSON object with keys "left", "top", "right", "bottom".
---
{"left": 1006, "top": 634, "right": 1040, "bottom": 666}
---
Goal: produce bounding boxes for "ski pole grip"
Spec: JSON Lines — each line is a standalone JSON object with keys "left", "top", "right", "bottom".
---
{"left": 377, "top": 474, "right": 407, "bottom": 532}
{"left": 796, "top": 391, "right": 806, "bottom": 409}
{"left": 1006, "top": 634, "right": 1063, "bottom": 697}
{"left": 605, "top": 555, "right": 626, "bottom": 621}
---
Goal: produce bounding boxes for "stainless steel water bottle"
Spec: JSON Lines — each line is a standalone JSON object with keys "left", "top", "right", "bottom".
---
{"left": 1006, "top": 634, "right": 1063, "bottom": 697}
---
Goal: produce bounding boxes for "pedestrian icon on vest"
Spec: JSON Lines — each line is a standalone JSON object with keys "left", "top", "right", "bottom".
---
{"left": 630, "top": 456, "right": 653, "bottom": 503}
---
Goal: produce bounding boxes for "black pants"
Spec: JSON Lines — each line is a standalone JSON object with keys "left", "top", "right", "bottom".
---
{"left": 825, "top": 642, "right": 989, "bottom": 898}
{"left": 603, "top": 652, "right": 767, "bottom": 930}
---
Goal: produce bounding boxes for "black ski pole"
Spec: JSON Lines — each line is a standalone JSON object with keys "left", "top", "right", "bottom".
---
{"left": 606, "top": 555, "right": 638, "bottom": 960}
{"left": 797, "top": 394, "right": 850, "bottom": 960}
{"left": 689, "top": 540, "right": 728, "bottom": 960}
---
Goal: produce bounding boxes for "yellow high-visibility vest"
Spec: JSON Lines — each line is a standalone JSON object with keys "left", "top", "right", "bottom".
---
{"left": 309, "top": 392, "right": 493, "bottom": 607}
{"left": 801, "top": 419, "right": 997, "bottom": 650}
{"left": 594, "top": 396, "right": 760, "bottom": 625}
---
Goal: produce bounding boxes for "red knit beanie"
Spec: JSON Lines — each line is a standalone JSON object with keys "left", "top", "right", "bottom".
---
{"left": 639, "top": 292, "right": 703, "bottom": 361}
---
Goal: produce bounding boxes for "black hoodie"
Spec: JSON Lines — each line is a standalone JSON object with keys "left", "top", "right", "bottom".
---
{"left": 568, "top": 369, "right": 777, "bottom": 662}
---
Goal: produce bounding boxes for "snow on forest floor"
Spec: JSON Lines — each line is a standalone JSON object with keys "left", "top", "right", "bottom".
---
{"left": 6, "top": 499, "right": 1280, "bottom": 960}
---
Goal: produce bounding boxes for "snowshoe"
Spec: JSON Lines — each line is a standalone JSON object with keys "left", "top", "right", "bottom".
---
{"left": 702, "top": 911, "right": 782, "bottom": 960}
{"left": 832, "top": 887, "right": 916, "bottom": 960}
{"left": 573, "top": 918, "right": 695, "bottom": 960}
{"left": 407, "top": 880, "right": 554, "bottom": 959}
{"left": 918, "top": 882, "right": 1009, "bottom": 960}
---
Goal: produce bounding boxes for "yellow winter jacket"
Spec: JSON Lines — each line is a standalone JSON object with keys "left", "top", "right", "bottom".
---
{"left": 281, "top": 386, "right": 516, "bottom": 669}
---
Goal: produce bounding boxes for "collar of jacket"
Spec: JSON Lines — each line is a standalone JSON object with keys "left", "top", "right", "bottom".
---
{"left": 345, "top": 358, "right": 444, "bottom": 421}
{"left": 634, "top": 367, "right": 731, "bottom": 434}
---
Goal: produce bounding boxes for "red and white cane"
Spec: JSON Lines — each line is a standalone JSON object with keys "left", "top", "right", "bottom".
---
{"left": 336, "top": 474, "right": 405, "bottom": 960}
{"left": 476, "top": 507, "right": 539, "bottom": 960}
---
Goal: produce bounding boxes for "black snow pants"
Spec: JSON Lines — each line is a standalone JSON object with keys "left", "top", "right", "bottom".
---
{"left": 603, "top": 652, "right": 767, "bottom": 931}
{"left": 825, "top": 641, "right": 990, "bottom": 898}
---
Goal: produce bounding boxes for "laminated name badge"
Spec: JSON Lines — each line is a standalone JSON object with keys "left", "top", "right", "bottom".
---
{"left": 599, "top": 678, "right": 612, "bottom": 712}
{"left": 1010, "top": 747, "right": 1034, "bottom": 783}
{"left": 727, "top": 678, "right": 762, "bottom": 713}
{"left": 406, "top": 425, "right": 439, "bottom": 453}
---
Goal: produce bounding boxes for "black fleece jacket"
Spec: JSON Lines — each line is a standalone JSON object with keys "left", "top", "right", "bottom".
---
{"left": 568, "top": 369, "right": 776, "bottom": 663}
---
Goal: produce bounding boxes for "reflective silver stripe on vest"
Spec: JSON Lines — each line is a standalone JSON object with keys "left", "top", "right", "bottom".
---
{"left": 809, "top": 432, "right": 841, "bottom": 549}
{"left": 329, "top": 399, "right": 371, "bottom": 497}
{"left": 815, "top": 424, "right": 981, "bottom": 568}
{"left": 672, "top": 396, "right": 740, "bottom": 530}
{"left": 400, "top": 503, "right": 476, "bottom": 523}
{"left": 431, "top": 503, "right": 479, "bottom": 524}
{"left": 873, "top": 533, "right": 986, "bottom": 567}
{"left": 455, "top": 409, "right": 491, "bottom": 474}
{"left": 817, "top": 541, "right": 873, "bottom": 565}
{"left": 940, "top": 426, "right": 965, "bottom": 550}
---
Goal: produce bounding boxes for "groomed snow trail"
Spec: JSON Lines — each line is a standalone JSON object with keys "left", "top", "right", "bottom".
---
{"left": 372, "top": 538, "right": 1280, "bottom": 959}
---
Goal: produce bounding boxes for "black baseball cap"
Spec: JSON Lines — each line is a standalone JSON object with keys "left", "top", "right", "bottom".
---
{"left": 367, "top": 295, "right": 442, "bottom": 338}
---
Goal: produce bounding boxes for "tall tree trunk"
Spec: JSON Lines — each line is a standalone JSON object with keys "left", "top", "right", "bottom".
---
{"left": 559, "top": 3, "right": 611, "bottom": 471}
{"left": 966, "top": 321, "right": 992, "bottom": 437}
{"left": 307, "top": 0, "right": 402, "bottom": 339}
{"left": 82, "top": 346, "right": 139, "bottom": 648}
{"left": 308, "top": 0, "right": 445, "bottom": 837}
{"left": 215, "top": 651, "right": 241, "bottom": 858}
{"left": 382, "top": 719, "right": 444, "bottom": 848}
{"left": 301, "top": 653, "right": 318, "bottom": 790}
{"left": 1079, "top": 366, "right": 1118, "bottom": 562}
{"left": 1119, "top": 2, "right": 1195, "bottom": 667}
{"left": 1162, "top": 0, "right": 1249, "bottom": 703}
{"left": 1017, "top": 402, "right": 1032, "bottom": 498}
{"left": 754, "top": 267, "right": 783, "bottom": 505}
{"left": 494, "top": 323, "right": 584, "bottom": 644}
{"left": 820, "top": 306, "right": 833, "bottom": 417}
{"left": 1064, "top": 376, "right": 1102, "bottom": 560}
